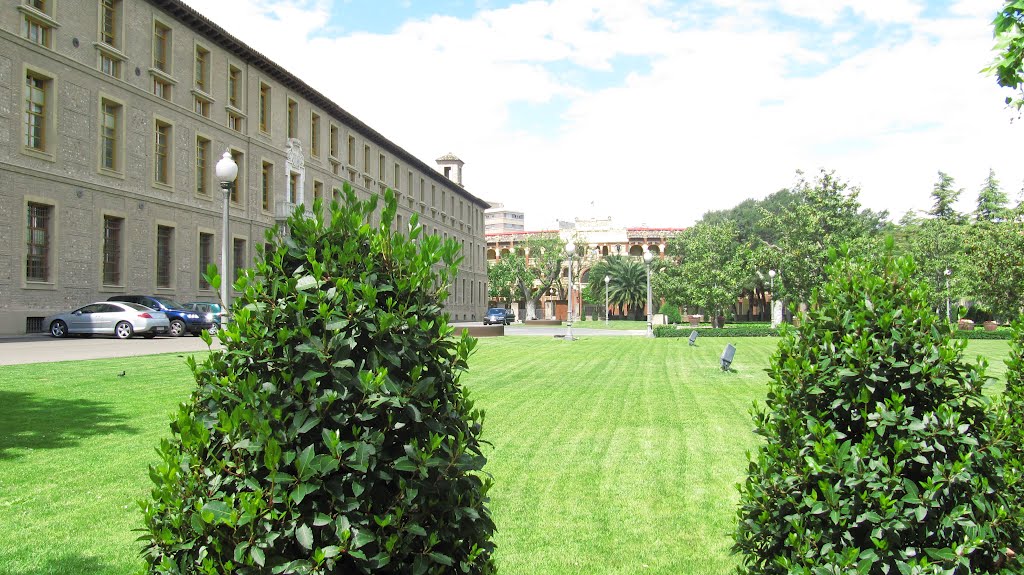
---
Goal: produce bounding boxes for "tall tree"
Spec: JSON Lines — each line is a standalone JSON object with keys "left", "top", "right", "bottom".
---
{"left": 658, "top": 221, "right": 745, "bottom": 327}
{"left": 759, "top": 169, "right": 883, "bottom": 304}
{"left": 485, "top": 235, "right": 566, "bottom": 320}
{"left": 928, "top": 171, "right": 964, "bottom": 223}
{"left": 975, "top": 169, "right": 1010, "bottom": 222}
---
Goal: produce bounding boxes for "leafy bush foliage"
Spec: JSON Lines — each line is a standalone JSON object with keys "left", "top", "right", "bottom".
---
{"left": 733, "top": 244, "right": 1021, "bottom": 574}
{"left": 996, "top": 321, "right": 1024, "bottom": 549}
{"left": 140, "top": 187, "right": 496, "bottom": 574}
{"left": 658, "top": 303, "right": 683, "bottom": 324}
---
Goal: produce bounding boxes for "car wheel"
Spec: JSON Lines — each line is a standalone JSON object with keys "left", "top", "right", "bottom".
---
{"left": 208, "top": 323, "right": 219, "bottom": 335}
{"left": 115, "top": 321, "right": 134, "bottom": 339}
{"left": 169, "top": 319, "right": 186, "bottom": 337}
{"left": 50, "top": 320, "right": 68, "bottom": 338}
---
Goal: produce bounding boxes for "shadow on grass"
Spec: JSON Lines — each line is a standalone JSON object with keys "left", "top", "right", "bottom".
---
{"left": 10, "top": 553, "right": 125, "bottom": 575}
{"left": 0, "top": 391, "right": 138, "bottom": 460}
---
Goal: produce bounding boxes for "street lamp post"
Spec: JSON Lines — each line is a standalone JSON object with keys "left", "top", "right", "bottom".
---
{"left": 768, "top": 269, "right": 778, "bottom": 328}
{"left": 604, "top": 274, "right": 610, "bottom": 327}
{"left": 565, "top": 241, "right": 576, "bottom": 341}
{"left": 944, "top": 268, "right": 951, "bottom": 322}
{"left": 644, "top": 250, "right": 654, "bottom": 338}
{"left": 215, "top": 150, "right": 238, "bottom": 327}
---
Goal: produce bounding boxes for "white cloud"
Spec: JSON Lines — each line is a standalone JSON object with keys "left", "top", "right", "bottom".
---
{"left": 182, "top": 0, "right": 1024, "bottom": 228}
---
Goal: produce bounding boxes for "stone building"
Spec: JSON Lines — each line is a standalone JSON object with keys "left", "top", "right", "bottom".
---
{"left": 486, "top": 216, "right": 684, "bottom": 320}
{"left": 484, "top": 202, "right": 524, "bottom": 234}
{"left": 1, "top": 0, "right": 489, "bottom": 335}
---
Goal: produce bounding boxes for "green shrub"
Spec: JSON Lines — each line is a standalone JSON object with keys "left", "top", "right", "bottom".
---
{"left": 139, "top": 187, "right": 496, "bottom": 574}
{"left": 653, "top": 325, "right": 778, "bottom": 337}
{"left": 997, "top": 321, "right": 1024, "bottom": 548}
{"left": 951, "top": 326, "right": 1014, "bottom": 340}
{"left": 733, "top": 245, "right": 1021, "bottom": 574}
{"left": 658, "top": 303, "right": 683, "bottom": 324}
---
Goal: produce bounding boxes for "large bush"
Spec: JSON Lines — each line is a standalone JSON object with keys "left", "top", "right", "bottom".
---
{"left": 733, "top": 244, "right": 1021, "bottom": 574}
{"left": 140, "top": 187, "right": 496, "bottom": 574}
{"left": 997, "top": 321, "right": 1024, "bottom": 552}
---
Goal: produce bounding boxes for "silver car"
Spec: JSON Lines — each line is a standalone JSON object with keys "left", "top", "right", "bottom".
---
{"left": 45, "top": 301, "right": 171, "bottom": 339}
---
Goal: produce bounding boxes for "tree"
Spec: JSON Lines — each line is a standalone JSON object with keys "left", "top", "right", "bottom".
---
{"left": 976, "top": 169, "right": 1011, "bottom": 222}
{"left": 988, "top": 1, "right": 1024, "bottom": 111}
{"left": 928, "top": 171, "right": 965, "bottom": 223}
{"left": 484, "top": 235, "right": 565, "bottom": 320}
{"left": 658, "top": 221, "right": 745, "bottom": 327}
{"left": 597, "top": 256, "right": 649, "bottom": 319}
{"left": 962, "top": 220, "right": 1024, "bottom": 321}
{"left": 734, "top": 243, "right": 1021, "bottom": 574}
{"left": 140, "top": 188, "right": 496, "bottom": 574}
{"left": 759, "top": 169, "right": 884, "bottom": 304}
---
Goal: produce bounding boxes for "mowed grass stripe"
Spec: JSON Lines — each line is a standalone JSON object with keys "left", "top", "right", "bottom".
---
{"left": 0, "top": 338, "right": 1011, "bottom": 575}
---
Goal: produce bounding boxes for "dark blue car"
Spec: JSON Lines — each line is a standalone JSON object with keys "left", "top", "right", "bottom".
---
{"left": 107, "top": 295, "right": 213, "bottom": 337}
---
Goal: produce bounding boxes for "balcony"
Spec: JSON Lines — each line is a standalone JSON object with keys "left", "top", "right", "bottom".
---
{"left": 275, "top": 200, "right": 311, "bottom": 222}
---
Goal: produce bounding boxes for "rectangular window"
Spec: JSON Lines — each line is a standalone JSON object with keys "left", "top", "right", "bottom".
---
{"left": 313, "top": 180, "right": 323, "bottom": 202}
{"left": 198, "top": 232, "right": 213, "bottom": 289}
{"left": 22, "top": 15, "right": 51, "bottom": 48}
{"left": 100, "top": 99, "right": 120, "bottom": 172}
{"left": 24, "top": 73, "right": 47, "bottom": 152}
{"left": 394, "top": 163, "right": 400, "bottom": 189}
{"left": 154, "top": 121, "right": 171, "bottom": 185}
{"left": 232, "top": 238, "right": 246, "bottom": 284}
{"left": 193, "top": 96, "right": 210, "bottom": 117}
{"left": 329, "top": 124, "right": 339, "bottom": 158}
{"left": 347, "top": 135, "right": 355, "bottom": 166}
{"left": 432, "top": 185, "right": 437, "bottom": 207}
{"left": 153, "top": 22, "right": 170, "bottom": 72}
{"left": 261, "top": 161, "right": 272, "bottom": 211}
{"left": 288, "top": 172, "right": 299, "bottom": 204}
{"left": 287, "top": 99, "right": 298, "bottom": 138}
{"left": 196, "top": 136, "right": 210, "bottom": 196}
{"left": 363, "top": 145, "right": 371, "bottom": 174}
{"left": 230, "top": 150, "right": 244, "bottom": 203}
{"left": 378, "top": 154, "right": 386, "bottom": 180}
{"left": 194, "top": 45, "right": 210, "bottom": 93}
{"left": 259, "top": 83, "right": 271, "bottom": 133}
{"left": 153, "top": 77, "right": 171, "bottom": 100}
{"left": 26, "top": 202, "right": 51, "bottom": 282}
{"left": 228, "top": 112, "right": 243, "bottom": 132}
{"left": 156, "top": 225, "right": 173, "bottom": 288}
{"left": 310, "top": 112, "right": 321, "bottom": 157}
{"left": 100, "top": 54, "right": 120, "bottom": 79}
{"left": 102, "top": 215, "right": 123, "bottom": 286}
{"left": 100, "top": 0, "right": 120, "bottom": 48}
{"left": 228, "top": 65, "right": 241, "bottom": 108}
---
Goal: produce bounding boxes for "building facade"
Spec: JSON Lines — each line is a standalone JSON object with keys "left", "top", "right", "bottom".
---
{"left": 484, "top": 202, "right": 524, "bottom": 234}
{"left": 486, "top": 216, "right": 684, "bottom": 320}
{"left": 1, "top": 0, "right": 489, "bottom": 334}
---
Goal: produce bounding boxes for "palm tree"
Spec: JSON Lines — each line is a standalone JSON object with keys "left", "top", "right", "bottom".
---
{"left": 604, "top": 257, "right": 648, "bottom": 319}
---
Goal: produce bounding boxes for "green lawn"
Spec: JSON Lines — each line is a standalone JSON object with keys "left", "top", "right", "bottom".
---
{"left": 571, "top": 319, "right": 650, "bottom": 330}
{"left": 0, "top": 338, "right": 1013, "bottom": 574}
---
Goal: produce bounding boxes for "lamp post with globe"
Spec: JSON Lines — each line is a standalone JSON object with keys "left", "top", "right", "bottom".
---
{"left": 604, "top": 274, "right": 610, "bottom": 327}
{"left": 215, "top": 150, "right": 238, "bottom": 326}
{"left": 564, "top": 241, "right": 576, "bottom": 340}
{"left": 644, "top": 250, "right": 654, "bottom": 338}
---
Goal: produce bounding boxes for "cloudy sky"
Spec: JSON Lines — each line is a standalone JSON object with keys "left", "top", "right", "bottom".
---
{"left": 183, "top": 0, "right": 1024, "bottom": 229}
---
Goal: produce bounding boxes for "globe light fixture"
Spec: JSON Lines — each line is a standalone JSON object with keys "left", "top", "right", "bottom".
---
{"left": 215, "top": 150, "right": 238, "bottom": 326}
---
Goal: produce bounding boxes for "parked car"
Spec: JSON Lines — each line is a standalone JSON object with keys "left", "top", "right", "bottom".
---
{"left": 45, "top": 301, "right": 170, "bottom": 339}
{"left": 107, "top": 295, "right": 213, "bottom": 337}
{"left": 182, "top": 302, "right": 226, "bottom": 334}
{"left": 483, "top": 308, "right": 514, "bottom": 325}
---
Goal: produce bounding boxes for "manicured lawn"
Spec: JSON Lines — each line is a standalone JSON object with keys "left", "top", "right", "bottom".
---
{"left": 0, "top": 338, "right": 1012, "bottom": 574}
{"left": 571, "top": 319, "right": 650, "bottom": 330}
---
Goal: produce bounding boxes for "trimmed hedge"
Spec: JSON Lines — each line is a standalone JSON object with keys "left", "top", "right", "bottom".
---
{"left": 654, "top": 325, "right": 778, "bottom": 338}
{"left": 733, "top": 246, "right": 1021, "bottom": 574}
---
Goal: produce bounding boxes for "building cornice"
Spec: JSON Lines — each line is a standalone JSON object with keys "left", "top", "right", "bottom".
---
{"left": 147, "top": 0, "right": 490, "bottom": 210}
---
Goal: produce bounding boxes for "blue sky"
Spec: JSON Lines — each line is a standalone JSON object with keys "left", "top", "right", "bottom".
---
{"left": 185, "top": 0, "right": 1023, "bottom": 228}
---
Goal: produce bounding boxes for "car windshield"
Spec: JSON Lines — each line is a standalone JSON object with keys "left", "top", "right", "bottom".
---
{"left": 487, "top": 308, "right": 506, "bottom": 314}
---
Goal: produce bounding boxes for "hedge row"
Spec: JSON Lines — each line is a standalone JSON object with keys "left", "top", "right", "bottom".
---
{"left": 654, "top": 325, "right": 779, "bottom": 338}
{"left": 655, "top": 324, "right": 1015, "bottom": 339}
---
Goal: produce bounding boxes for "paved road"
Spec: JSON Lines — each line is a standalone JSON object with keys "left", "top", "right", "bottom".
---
{"left": 0, "top": 333, "right": 221, "bottom": 366}
{"left": 0, "top": 324, "right": 649, "bottom": 366}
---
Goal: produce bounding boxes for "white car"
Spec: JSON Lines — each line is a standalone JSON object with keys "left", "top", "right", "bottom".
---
{"left": 45, "top": 301, "right": 171, "bottom": 339}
